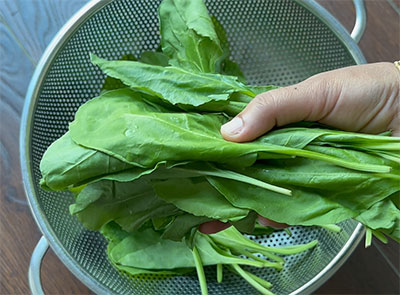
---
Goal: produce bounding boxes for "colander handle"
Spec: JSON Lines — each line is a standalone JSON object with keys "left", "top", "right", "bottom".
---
{"left": 29, "top": 236, "right": 49, "bottom": 295}
{"left": 351, "top": 0, "right": 366, "bottom": 43}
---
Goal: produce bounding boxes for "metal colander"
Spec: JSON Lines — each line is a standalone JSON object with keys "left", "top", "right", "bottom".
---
{"left": 21, "top": 0, "right": 367, "bottom": 294}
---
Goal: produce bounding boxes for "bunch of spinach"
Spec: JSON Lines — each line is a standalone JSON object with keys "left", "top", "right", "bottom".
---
{"left": 40, "top": 0, "right": 400, "bottom": 294}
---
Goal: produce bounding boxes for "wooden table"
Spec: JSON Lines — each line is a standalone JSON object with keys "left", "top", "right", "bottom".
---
{"left": 0, "top": 0, "right": 399, "bottom": 294}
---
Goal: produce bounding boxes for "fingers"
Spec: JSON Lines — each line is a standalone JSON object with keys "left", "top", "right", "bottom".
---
{"left": 257, "top": 216, "right": 288, "bottom": 229}
{"left": 199, "top": 217, "right": 288, "bottom": 235}
{"left": 198, "top": 220, "right": 231, "bottom": 234}
{"left": 221, "top": 76, "right": 334, "bottom": 142}
{"left": 221, "top": 62, "right": 400, "bottom": 142}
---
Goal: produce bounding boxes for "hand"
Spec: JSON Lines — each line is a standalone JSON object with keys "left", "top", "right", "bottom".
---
{"left": 200, "top": 62, "right": 400, "bottom": 234}
{"left": 221, "top": 62, "right": 399, "bottom": 141}
{"left": 199, "top": 217, "right": 288, "bottom": 234}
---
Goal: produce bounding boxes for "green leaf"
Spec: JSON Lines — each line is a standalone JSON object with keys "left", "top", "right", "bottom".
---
{"left": 161, "top": 214, "right": 211, "bottom": 241}
{"left": 222, "top": 59, "right": 246, "bottom": 84}
{"left": 40, "top": 131, "right": 132, "bottom": 191}
{"left": 108, "top": 226, "right": 270, "bottom": 270}
{"left": 101, "top": 222, "right": 193, "bottom": 275}
{"left": 159, "top": 0, "right": 224, "bottom": 73}
{"left": 173, "top": 162, "right": 291, "bottom": 196}
{"left": 356, "top": 196, "right": 400, "bottom": 242}
{"left": 71, "top": 179, "right": 179, "bottom": 232}
{"left": 206, "top": 156, "right": 398, "bottom": 227}
{"left": 252, "top": 224, "right": 276, "bottom": 236}
{"left": 152, "top": 216, "right": 175, "bottom": 230}
{"left": 69, "top": 89, "right": 392, "bottom": 174}
{"left": 231, "top": 211, "right": 258, "bottom": 234}
{"left": 211, "top": 15, "right": 246, "bottom": 82}
{"left": 91, "top": 54, "right": 253, "bottom": 107}
{"left": 152, "top": 177, "right": 249, "bottom": 221}
{"left": 101, "top": 54, "right": 137, "bottom": 93}
{"left": 139, "top": 51, "right": 169, "bottom": 67}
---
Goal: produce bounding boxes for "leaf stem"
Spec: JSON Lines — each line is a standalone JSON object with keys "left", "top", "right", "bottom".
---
{"left": 217, "top": 264, "right": 223, "bottom": 283}
{"left": 284, "top": 228, "right": 292, "bottom": 236}
{"left": 210, "top": 227, "right": 318, "bottom": 255}
{"left": 205, "top": 235, "right": 268, "bottom": 268}
{"left": 294, "top": 149, "right": 391, "bottom": 173}
{"left": 320, "top": 224, "right": 342, "bottom": 233}
{"left": 231, "top": 246, "right": 285, "bottom": 264}
{"left": 230, "top": 264, "right": 275, "bottom": 295}
{"left": 365, "top": 228, "right": 372, "bottom": 248}
{"left": 192, "top": 246, "right": 208, "bottom": 295}
{"left": 233, "top": 248, "right": 283, "bottom": 270}
{"left": 371, "top": 152, "right": 400, "bottom": 164}
{"left": 372, "top": 230, "right": 388, "bottom": 244}
{"left": 238, "top": 88, "right": 257, "bottom": 98}
{"left": 244, "top": 271, "right": 273, "bottom": 289}
{"left": 178, "top": 166, "right": 292, "bottom": 196}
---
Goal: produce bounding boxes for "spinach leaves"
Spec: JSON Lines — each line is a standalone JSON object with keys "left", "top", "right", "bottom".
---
{"left": 39, "top": 0, "right": 400, "bottom": 294}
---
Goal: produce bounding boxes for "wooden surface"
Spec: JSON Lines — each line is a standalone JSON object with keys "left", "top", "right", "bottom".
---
{"left": 0, "top": 0, "right": 399, "bottom": 294}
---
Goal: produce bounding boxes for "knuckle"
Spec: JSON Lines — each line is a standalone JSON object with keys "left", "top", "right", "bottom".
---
{"left": 308, "top": 71, "right": 339, "bottom": 98}
{"left": 252, "top": 90, "right": 280, "bottom": 112}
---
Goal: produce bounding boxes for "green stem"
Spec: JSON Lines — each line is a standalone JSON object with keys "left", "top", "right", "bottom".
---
{"left": 320, "top": 224, "right": 342, "bottom": 233}
{"left": 373, "top": 173, "right": 400, "bottom": 181}
{"left": 294, "top": 148, "right": 391, "bottom": 173}
{"left": 233, "top": 248, "right": 283, "bottom": 270}
{"left": 372, "top": 230, "right": 388, "bottom": 244}
{"left": 205, "top": 236, "right": 268, "bottom": 268}
{"left": 234, "top": 246, "right": 285, "bottom": 264}
{"left": 179, "top": 167, "right": 292, "bottom": 196}
{"left": 244, "top": 271, "right": 273, "bottom": 289}
{"left": 372, "top": 152, "right": 400, "bottom": 164}
{"left": 231, "top": 264, "right": 275, "bottom": 295}
{"left": 264, "top": 240, "right": 318, "bottom": 255}
{"left": 192, "top": 246, "right": 208, "bottom": 295}
{"left": 217, "top": 264, "right": 223, "bottom": 283}
{"left": 240, "top": 89, "right": 257, "bottom": 98}
{"left": 211, "top": 229, "right": 318, "bottom": 255}
{"left": 253, "top": 143, "right": 392, "bottom": 173}
{"left": 365, "top": 228, "right": 372, "bottom": 248}
{"left": 357, "top": 142, "right": 400, "bottom": 151}
{"left": 284, "top": 228, "right": 292, "bottom": 236}
{"left": 259, "top": 251, "right": 285, "bottom": 264}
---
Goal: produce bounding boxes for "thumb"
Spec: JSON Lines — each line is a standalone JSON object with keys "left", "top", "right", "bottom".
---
{"left": 221, "top": 75, "right": 335, "bottom": 142}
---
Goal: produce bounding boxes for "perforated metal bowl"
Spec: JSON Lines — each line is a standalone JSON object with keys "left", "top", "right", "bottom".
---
{"left": 21, "top": 0, "right": 367, "bottom": 294}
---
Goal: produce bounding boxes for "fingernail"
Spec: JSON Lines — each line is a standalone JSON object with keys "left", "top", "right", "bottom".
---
{"left": 221, "top": 116, "right": 243, "bottom": 135}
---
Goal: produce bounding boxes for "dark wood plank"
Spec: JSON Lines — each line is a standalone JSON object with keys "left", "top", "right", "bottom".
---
{"left": 316, "top": 239, "right": 400, "bottom": 295}
{"left": 360, "top": 0, "right": 399, "bottom": 62}
{"left": 0, "top": 21, "right": 33, "bottom": 116}
{"left": 315, "top": 0, "right": 400, "bottom": 293}
{"left": 41, "top": 249, "right": 91, "bottom": 295}
{"left": 373, "top": 238, "right": 400, "bottom": 278}
{"left": 0, "top": 19, "right": 33, "bottom": 295}
{"left": 318, "top": 0, "right": 400, "bottom": 62}
{"left": 389, "top": 0, "right": 400, "bottom": 11}
{"left": 0, "top": 0, "right": 90, "bottom": 294}
{"left": 0, "top": 0, "right": 89, "bottom": 64}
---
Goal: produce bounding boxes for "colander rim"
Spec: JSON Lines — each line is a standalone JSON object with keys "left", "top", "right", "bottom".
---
{"left": 20, "top": 0, "right": 366, "bottom": 294}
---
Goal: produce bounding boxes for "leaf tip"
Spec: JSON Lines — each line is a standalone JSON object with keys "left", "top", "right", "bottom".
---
{"left": 89, "top": 53, "right": 103, "bottom": 66}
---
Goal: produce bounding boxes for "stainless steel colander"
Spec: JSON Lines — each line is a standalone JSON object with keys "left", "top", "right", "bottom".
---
{"left": 21, "top": 0, "right": 367, "bottom": 294}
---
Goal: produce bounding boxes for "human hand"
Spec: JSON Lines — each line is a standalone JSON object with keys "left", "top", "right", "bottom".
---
{"left": 221, "top": 62, "right": 399, "bottom": 141}
{"left": 199, "top": 62, "right": 400, "bottom": 234}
